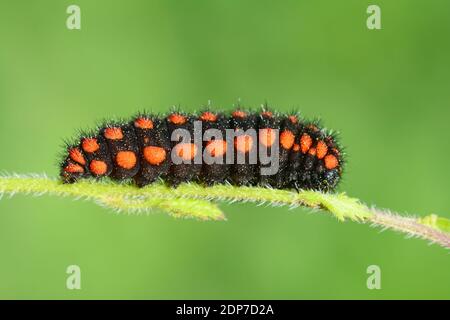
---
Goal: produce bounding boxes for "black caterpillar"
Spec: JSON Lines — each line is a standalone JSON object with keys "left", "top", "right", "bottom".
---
{"left": 60, "top": 108, "right": 344, "bottom": 191}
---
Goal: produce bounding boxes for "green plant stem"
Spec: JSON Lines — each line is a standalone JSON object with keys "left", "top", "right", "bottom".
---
{"left": 0, "top": 174, "right": 449, "bottom": 248}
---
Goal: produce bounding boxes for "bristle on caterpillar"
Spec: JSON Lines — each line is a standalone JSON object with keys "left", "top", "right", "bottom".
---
{"left": 60, "top": 108, "right": 344, "bottom": 191}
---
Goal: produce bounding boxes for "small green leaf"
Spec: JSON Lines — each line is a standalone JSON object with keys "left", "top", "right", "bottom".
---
{"left": 420, "top": 214, "right": 450, "bottom": 233}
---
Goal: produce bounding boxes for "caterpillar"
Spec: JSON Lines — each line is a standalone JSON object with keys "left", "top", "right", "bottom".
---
{"left": 60, "top": 108, "right": 344, "bottom": 191}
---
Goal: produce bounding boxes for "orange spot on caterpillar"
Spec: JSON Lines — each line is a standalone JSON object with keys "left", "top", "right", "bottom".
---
{"left": 69, "top": 148, "right": 86, "bottom": 165}
{"left": 300, "top": 134, "right": 313, "bottom": 154}
{"left": 82, "top": 138, "right": 100, "bottom": 153}
{"left": 115, "top": 151, "right": 137, "bottom": 169}
{"left": 259, "top": 128, "right": 276, "bottom": 147}
{"left": 324, "top": 154, "right": 339, "bottom": 170}
{"left": 232, "top": 110, "right": 247, "bottom": 118}
{"left": 168, "top": 113, "right": 187, "bottom": 125}
{"left": 134, "top": 117, "right": 154, "bottom": 129}
{"left": 292, "top": 143, "right": 300, "bottom": 152}
{"left": 280, "top": 130, "right": 295, "bottom": 150}
{"left": 307, "top": 124, "right": 319, "bottom": 132}
{"left": 288, "top": 115, "right": 298, "bottom": 124}
{"left": 64, "top": 163, "right": 84, "bottom": 173}
{"left": 89, "top": 160, "right": 108, "bottom": 175}
{"left": 235, "top": 134, "right": 254, "bottom": 153}
{"left": 104, "top": 127, "right": 123, "bottom": 140}
{"left": 316, "top": 140, "right": 328, "bottom": 159}
{"left": 143, "top": 146, "right": 167, "bottom": 165}
{"left": 205, "top": 139, "right": 227, "bottom": 157}
{"left": 261, "top": 111, "right": 273, "bottom": 118}
{"left": 173, "top": 143, "right": 198, "bottom": 161}
{"left": 308, "top": 147, "right": 316, "bottom": 156}
{"left": 332, "top": 147, "right": 341, "bottom": 157}
{"left": 200, "top": 112, "right": 217, "bottom": 122}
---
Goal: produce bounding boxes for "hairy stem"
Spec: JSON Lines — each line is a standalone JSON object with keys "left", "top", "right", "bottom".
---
{"left": 0, "top": 174, "right": 449, "bottom": 248}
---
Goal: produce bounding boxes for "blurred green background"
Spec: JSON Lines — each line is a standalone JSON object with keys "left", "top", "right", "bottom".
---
{"left": 0, "top": 0, "right": 449, "bottom": 299}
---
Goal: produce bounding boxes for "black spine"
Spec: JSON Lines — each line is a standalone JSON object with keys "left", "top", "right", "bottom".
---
{"left": 199, "top": 112, "right": 230, "bottom": 185}
{"left": 133, "top": 117, "right": 171, "bottom": 187}
{"left": 83, "top": 135, "right": 113, "bottom": 178}
{"left": 103, "top": 124, "right": 140, "bottom": 180}
{"left": 272, "top": 116, "right": 299, "bottom": 188}
{"left": 166, "top": 114, "right": 202, "bottom": 186}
